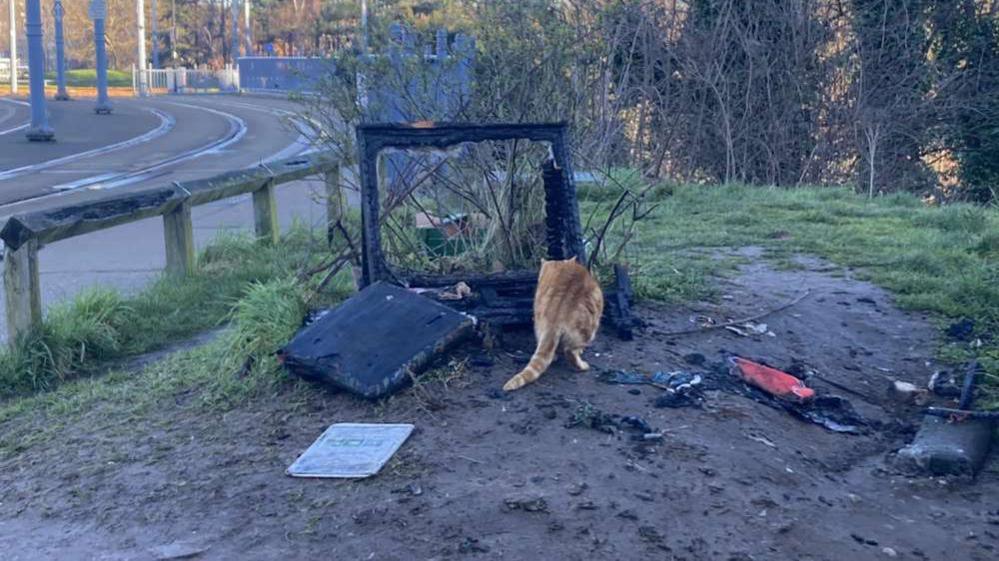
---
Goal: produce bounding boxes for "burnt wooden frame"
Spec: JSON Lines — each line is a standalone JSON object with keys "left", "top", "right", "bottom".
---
{"left": 355, "top": 122, "right": 586, "bottom": 288}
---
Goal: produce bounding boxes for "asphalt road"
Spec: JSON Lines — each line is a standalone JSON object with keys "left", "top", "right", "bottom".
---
{"left": 0, "top": 93, "right": 330, "bottom": 342}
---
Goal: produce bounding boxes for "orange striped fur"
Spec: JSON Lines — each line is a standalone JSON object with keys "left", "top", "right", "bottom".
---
{"left": 503, "top": 257, "right": 603, "bottom": 391}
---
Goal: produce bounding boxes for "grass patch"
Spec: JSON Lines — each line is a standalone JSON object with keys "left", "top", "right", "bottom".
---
{"left": 0, "top": 229, "right": 333, "bottom": 400}
{"left": 1, "top": 180, "right": 996, "bottom": 446}
{"left": 592, "top": 183, "right": 998, "bottom": 404}
{"left": 45, "top": 69, "right": 133, "bottom": 88}
{"left": 0, "top": 277, "right": 328, "bottom": 458}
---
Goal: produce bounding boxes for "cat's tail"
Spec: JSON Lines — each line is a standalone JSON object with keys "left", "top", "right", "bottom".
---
{"left": 503, "top": 328, "right": 559, "bottom": 391}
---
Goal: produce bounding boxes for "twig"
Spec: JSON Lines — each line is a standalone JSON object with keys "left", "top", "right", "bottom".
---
{"left": 655, "top": 290, "right": 812, "bottom": 337}
{"left": 925, "top": 406, "right": 999, "bottom": 420}
{"left": 587, "top": 189, "right": 631, "bottom": 271}
{"left": 303, "top": 251, "right": 354, "bottom": 307}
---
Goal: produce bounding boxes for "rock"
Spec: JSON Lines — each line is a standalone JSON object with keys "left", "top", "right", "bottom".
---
{"left": 458, "top": 537, "right": 490, "bottom": 553}
{"left": 616, "top": 509, "right": 639, "bottom": 520}
{"left": 149, "top": 542, "right": 209, "bottom": 560}
{"left": 638, "top": 526, "right": 663, "bottom": 543}
{"left": 504, "top": 497, "right": 549, "bottom": 513}
{"left": 895, "top": 415, "right": 995, "bottom": 476}
{"left": 882, "top": 547, "right": 898, "bottom": 557}
{"left": 889, "top": 380, "right": 929, "bottom": 405}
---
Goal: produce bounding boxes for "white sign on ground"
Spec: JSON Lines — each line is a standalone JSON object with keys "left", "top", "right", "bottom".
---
{"left": 88, "top": 0, "right": 107, "bottom": 20}
{"left": 287, "top": 423, "right": 415, "bottom": 478}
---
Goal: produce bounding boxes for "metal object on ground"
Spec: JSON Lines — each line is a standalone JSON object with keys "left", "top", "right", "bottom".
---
{"left": 897, "top": 361, "right": 994, "bottom": 475}
{"left": 924, "top": 407, "right": 999, "bottom": 420}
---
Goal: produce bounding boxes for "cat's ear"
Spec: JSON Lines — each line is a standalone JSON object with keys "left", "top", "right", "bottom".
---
{"left": 569, "top": 256, "right": 578, "bottom": 263}
{"left": 540, "top": 258, "right": 549, "bottom": 265}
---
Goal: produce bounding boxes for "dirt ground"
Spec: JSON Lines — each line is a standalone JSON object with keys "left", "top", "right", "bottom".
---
{"left": 1, "top": 248, "right": 997, "bottom": 560}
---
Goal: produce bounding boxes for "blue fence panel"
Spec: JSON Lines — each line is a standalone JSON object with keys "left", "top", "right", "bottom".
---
{"left": 237, "top": 56, "right": 330, "bottom": 93}
{"left": 362, "top": 25, "right": 476, "bottom": 190}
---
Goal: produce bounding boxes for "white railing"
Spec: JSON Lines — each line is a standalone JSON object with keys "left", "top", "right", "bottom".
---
{"left": 0, "top": 58, "right": 27, "bottom": 82}
{"left": 133, "top": 65, "right": 240, "bottom": 95}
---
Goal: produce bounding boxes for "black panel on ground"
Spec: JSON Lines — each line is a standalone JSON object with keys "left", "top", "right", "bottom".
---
{"left": 279, "top": 282, "right": 475, "bottom": 399}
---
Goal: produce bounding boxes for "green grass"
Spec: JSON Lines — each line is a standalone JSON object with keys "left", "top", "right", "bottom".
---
{"left": 0, "top": 182, "right": 996, "bottom": 445}
{"left": 0, "top": 229, "right": 337, "bottom": 400}
{"left": 44, "top": 69, "right": 133, "bottom": 88}
{"left": 588, "top": 183, "right": 998, "bottom": 402}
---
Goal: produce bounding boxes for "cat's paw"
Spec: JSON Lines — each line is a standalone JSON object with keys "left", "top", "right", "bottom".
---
{"left": 575, "top": 359, "right": 591, "bottom": 371}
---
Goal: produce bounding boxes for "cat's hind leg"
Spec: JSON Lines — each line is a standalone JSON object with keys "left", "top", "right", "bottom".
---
{"left": 566, "top": 348, "right": 590, "bottom": 371}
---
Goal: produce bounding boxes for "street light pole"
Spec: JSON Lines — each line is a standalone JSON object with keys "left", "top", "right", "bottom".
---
{"left": 54, "top": 0, "right": 69, "bottom": 100}
{"left": 136, "top": 0, "right": 148, "bottom": 96}
{"left": 24, "top": 0, "right": 52, "bottom": 141}
{"left": 7, "top": 0, "right": 16, "bottom": 95}
{"left": 91, "top": 0, "right": 112, "bottom": 114}
{"left": 170, "top": 0, "right": 177, "bottom": 61}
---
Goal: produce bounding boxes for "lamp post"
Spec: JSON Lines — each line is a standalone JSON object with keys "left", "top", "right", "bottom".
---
{"left": 53, "top": 0, "right": 69, "bottom": 100}
{"left": 136, "top": 0, "right": 148, "bottom": 96}
{"left": 24, "top": 0, "right": 53, "bottom": 140}
{"left": 91, "top": 0, "right": 112, "bottom": 114}
{"left": 7, "top": 0, "right": 16, "bottom": 95}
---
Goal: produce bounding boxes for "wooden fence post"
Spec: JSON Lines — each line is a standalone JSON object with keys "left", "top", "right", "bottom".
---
{"left": 252, "top": 179, "right": 279, "bottom": 244}
{"left": 163, "top": 201, "right": 195, "bottom": 276}
{"left": 4, "top": 239, "right": 42, "bottom": 342}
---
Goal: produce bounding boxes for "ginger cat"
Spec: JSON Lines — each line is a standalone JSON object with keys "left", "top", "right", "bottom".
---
{"left": 503, "top": 257, "right": 603, "bottom": 391}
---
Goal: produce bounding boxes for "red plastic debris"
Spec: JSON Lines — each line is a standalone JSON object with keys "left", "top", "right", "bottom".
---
{"left": 730, "top": 357, "right": 815, "bottom": 403}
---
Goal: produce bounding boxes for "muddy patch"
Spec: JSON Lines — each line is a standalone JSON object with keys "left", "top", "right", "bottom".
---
{"left": 1, "top": 253, "right": 997, "bottom": 560}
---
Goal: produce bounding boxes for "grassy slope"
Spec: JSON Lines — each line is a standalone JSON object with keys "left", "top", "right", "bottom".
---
{"left": 0, "top": 184, "right": 995, "bottom": 441}
{"left": 44, "top": 69, "right": 133, "bottom": 88}
{"left": 0, "top": 229, "right": 341, "bottom": 399}
{"left": 586, "top": 183, "right": 998, "bottom": 401}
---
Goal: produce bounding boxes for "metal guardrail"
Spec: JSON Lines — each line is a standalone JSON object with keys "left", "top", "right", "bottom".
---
{"left": 0, "top": 151, "right": 341, "bottom": 343}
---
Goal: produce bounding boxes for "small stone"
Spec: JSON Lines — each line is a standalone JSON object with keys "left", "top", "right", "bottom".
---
{"left": 504, "top": 497, "right": 548, "bottom": 513}
{"left": 149, "top": 542, "right": 209, "bottom": 560}
{"left": 889, "top": 380, "right": 928, "bottom": 405}
{"left": 617, "top": 509, "right": 639, "bottom": 520}
{"left": 882, "top": 547, "right": 898, "bottom": 557}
